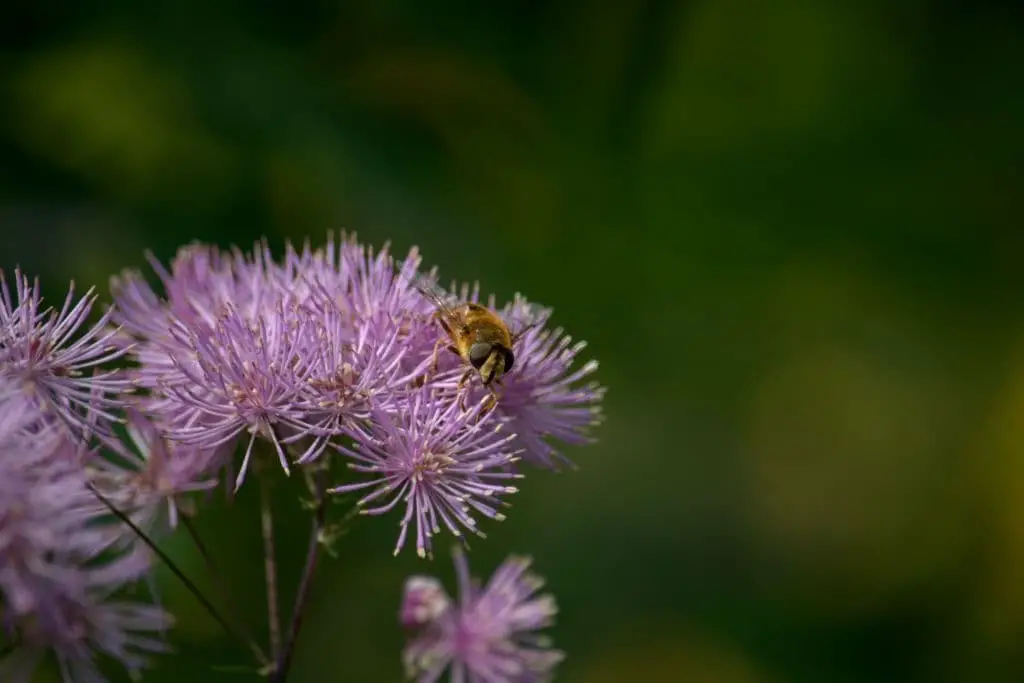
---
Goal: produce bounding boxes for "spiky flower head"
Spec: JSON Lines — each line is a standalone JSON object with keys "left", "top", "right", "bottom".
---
{"left": 401, "top": 547, "right": 564, "bottom": 682}
{"left": 0, "top": 269, "right": 132, "bottom": 439}
{"left": 159, "top": 299, "right": 325, "bottom": 489}
{"left": 290, "top": 284, "right": 431, "bottom": 438}
{"left": 330, "top": 389, "right": 522, "bottom": 558}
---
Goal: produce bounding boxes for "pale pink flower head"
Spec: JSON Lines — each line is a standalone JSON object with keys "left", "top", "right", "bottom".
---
{"left": 401, "top": 547, "right": 563, "bottom": 683}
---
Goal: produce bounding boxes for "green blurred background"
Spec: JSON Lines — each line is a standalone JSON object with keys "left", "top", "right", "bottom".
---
{"left": 3, "top": 1, "right": 1024, "bottom": 681}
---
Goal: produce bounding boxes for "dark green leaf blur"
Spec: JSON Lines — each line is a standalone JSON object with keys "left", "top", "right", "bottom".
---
{"left": 2, "top": 1, "right": 1022, "bottom": 681}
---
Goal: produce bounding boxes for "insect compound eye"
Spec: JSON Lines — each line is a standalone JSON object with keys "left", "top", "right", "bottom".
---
{"left": 502, "top": 348, "right": 515, "bottom": 373}
{"left": 468, "top": 343, "right": 493, "bottom": 369}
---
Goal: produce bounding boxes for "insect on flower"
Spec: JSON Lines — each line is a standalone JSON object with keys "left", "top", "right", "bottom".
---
{"left": 413, "top": 279, "right": 534, "bottom": 409}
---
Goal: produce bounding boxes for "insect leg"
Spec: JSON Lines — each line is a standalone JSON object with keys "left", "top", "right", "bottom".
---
{"left": 483, "top": 376, "right": 503, "bottom": 414}
{"left": 428, "top": 337, "right": 448, "bottom": 375}
{"left": 482, "top": 390, "right": 498, "bottom": 414}
{"left": 456, "top": 368, "right": 474, "bottom": 410}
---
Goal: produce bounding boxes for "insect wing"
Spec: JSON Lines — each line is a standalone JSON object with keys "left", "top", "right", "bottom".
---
{"left": 416, "top": 280, "right": 460, "bottom": 318}
{"left": 393, "top": 265, "right": 464, "bottom": 326}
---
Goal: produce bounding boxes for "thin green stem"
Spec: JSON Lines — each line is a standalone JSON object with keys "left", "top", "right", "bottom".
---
{"left": 86, "top": 483, "right": 268, "bottom": 667}
{"left": 180, "top": 513, "right": 269, "bottom": 667}
{"left": 260, "top": 470, "right": 282, "bottom": 660}
{"left": 267, "top": 465, "right": 329, "bottom": 683}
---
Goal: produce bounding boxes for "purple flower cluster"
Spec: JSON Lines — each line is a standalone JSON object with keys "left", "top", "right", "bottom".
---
{"left": 111, "top": 234, "right": 604, "bottom": 557}
{"left": 400, "top": 547, "right": 564, "bottom": 682}
{"left": 0, "top": 272, "right": 170, "bottom": 683}
{"left": 1, "top": 233, "right": 602, "bottom": 681}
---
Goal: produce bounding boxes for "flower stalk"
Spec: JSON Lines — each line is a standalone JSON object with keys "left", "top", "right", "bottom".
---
{"left": 86, "top": 482, "right": 269, "bottom": 668}
{"left": 268, "top": 463, "right": 329, "bottom": 683}
{"left": 259, "top": 461, "right": 283, "bottom": 661}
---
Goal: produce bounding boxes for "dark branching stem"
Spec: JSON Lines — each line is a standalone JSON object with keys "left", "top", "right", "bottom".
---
{"left": 260, "top": 469, "right": 283, "bottom": 659}
{"left": 267, "top": 465, "right": 329, "bottom": 683}
{"left": 180, "top": 513, "right": 268, "bottom": 668}
{"left": 86, "top": 483, "right": 269, "bottom": 667}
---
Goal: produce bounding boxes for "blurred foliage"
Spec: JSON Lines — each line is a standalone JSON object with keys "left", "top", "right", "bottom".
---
{"left": 2, "top": 0, "right": 1023, "bottom": 681}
